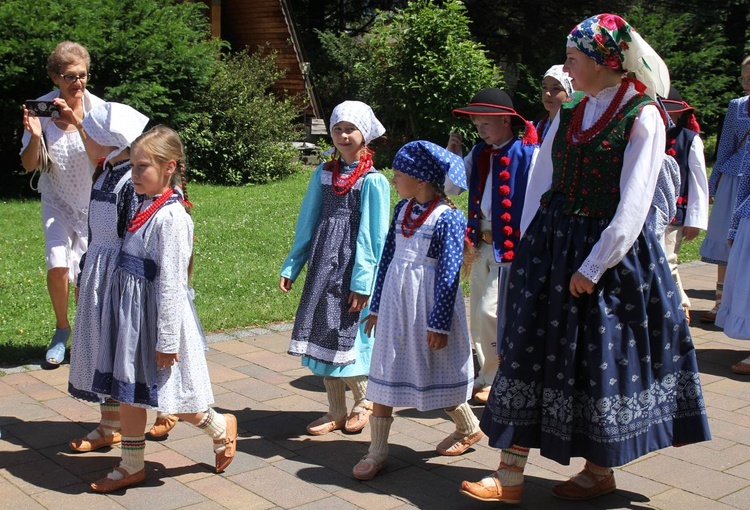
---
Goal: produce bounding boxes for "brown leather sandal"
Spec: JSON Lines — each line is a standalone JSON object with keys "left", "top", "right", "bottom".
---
{"left": 69, "top": 426, "right": 121, "bottom": 453}
{"left": 90, "top": 466, "right": 146, "bottom": 493}
{"left": 552, "top": 466, "right": 616, "bottom": 500}
{"left": 214, "top": 413, "right": 237, "bottom": 473}
{"left": 460, "top": 463, "right": 524, "bottom": 504}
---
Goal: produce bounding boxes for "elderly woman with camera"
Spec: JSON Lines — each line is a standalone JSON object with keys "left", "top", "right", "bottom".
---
{"left": 20, "top": 41, "right": 105, "bottom": 366}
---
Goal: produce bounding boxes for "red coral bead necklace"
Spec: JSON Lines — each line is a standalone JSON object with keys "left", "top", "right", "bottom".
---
{"left": 127, "top": 188, "right": 175, "bottom": 232}
{"left": 566, "top": 79, "right": 629, "bottom": 145}
{"left": 401, "top": 197, "right": 439, "bottom": 238}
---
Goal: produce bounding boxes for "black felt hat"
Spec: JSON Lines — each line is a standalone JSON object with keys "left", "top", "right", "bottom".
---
{"left": 661, "top": 87, "right": 694, "bottom": 114}
{"left": 453, "top": 88, "right": 529, "bottom": 130}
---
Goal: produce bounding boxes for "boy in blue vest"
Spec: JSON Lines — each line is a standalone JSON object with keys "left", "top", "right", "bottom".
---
{"left": 661, "top": 87, "right": 709, "bottom": 324}
{"left": 446, "top": 88, "right": 538, "bottom": 404}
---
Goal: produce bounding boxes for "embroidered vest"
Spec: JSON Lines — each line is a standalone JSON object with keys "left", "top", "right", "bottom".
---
{"left": 542, "top": 94, "right": 653, "bottom": 218}
{"left": 666, "top": 126, "right": 697, "bottom": 225}
{"left": 466, "top": 137, "right": 536, "bottom": 262}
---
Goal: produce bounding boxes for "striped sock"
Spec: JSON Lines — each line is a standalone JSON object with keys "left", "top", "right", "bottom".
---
{"left": 196, "top": 408, "right": 228, "bottom": 453}
{"left": 492, "top": 445, "right": 529, "bottom": 486}
{"left": 108, "top": 435, "right": 145, "bottom": 480}
{"left": 87, "top": 401, "right": 120, "bottom": 440}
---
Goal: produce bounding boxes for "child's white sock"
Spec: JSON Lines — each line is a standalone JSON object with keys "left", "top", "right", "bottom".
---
{"left": 88, "top": 401, "right": 120, "bottom": 440}
{"left": 368, "top": 415, "right": 394, "bottom": 462}
{"left": 196, "top": 408, "right": 228, "bottom": 453}
{"left": 324, "top": 377, "right": 347, "bottom": 420}
{"left": 343, "top": 375, "right": 369, "bottom": 408}
{"left": 445, "top": 402, "right": 480, "bottom": 437}
{"left": 156, "top": 410, "right": 171, "bottom": 420}
{"left": 108, "top": 435, "right": 145, "bottom": 480}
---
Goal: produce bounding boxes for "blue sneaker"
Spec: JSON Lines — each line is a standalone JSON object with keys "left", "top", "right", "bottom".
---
{"left": 45, "top": 327, "right": 69, "bottom": 366}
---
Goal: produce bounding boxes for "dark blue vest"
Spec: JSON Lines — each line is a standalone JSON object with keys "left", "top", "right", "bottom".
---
{"left": 666, "top": 126, "right": 697, "bottom": 225}
{"left": 466, "top": 138, "right": 535, "bottom": 262}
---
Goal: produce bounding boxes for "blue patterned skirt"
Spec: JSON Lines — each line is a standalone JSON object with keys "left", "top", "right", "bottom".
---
{"left": 480, "top": 193, "right": 711, "bottom": 467}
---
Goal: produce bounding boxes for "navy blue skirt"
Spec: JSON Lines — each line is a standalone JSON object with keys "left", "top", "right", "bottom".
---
{"left": 480, "top": 193, "right": 711, "bottom": 467}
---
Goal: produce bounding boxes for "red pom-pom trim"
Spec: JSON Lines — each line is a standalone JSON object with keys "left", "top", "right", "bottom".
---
{"left": 498, "top": 170, "right": 511, "bottom": 181}
{"left": 502, "top": 226, "right": 513, "bottom": 236}
{"left": 499, "top": 156, "right": 511, "bottom": 166}
{"left": 500, "top": 212, "right": 512, "bottom": 223}
{"left": 501, "top": 198, "right": 512, "bottom": 209}
{"left": 502, "top": 251, "right": 514, "bottom": 261}
{"left": 503, "top": 240, "right": 514, "bottom": 250}
{"left": 667, "top": 148, "right": 676, "bottom": 156}
{"left": 498, "top": 185, "right": 511, "bottom": 196}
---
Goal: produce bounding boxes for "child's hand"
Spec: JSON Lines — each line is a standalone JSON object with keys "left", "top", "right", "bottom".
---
{"left": 427, "top": 331, "right": 448, "bottom": 350}
{"left": 348, "top": 291, "right": 369, "bottom": 313}
{"left": 279, "top": 277, "right": 293, "bottom": 293}
{"left": 363, "top": 314, "right": 378, "bottom": 337}
{"left": 569, "top": 271, "right": 595, "bottom": 297}
{"left": 682, "top": 226, "right": 700, "bottom": 241}
{"left": 446, "top": 132, "right": 463, "bottom": 156}
{"left": 156, "top": 351, "right": 179, "bottom": 370}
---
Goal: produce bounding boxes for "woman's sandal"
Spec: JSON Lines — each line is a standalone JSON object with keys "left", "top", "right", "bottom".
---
{"left": 69, "top": 425, "right": 122, "bottom": 453}
{"left": 306, "top": 413, "right": 345, "bottom": 436}
{"left": 214, "top": 413, "right": 237, "bottom": 473}
{"left": 90, "top": 466, "right": 146, "bottom": 493}
{"left": 352, "top": 454, "right": 386, "bottom": 480}
{"left": 459, "top": 463, "right": 524, "bottom": 503}
{"left": 45, "top": 327, "right": 69, "bottom": 366}
{"left": 551, "top": 466, "right": 616, "bottom": 500}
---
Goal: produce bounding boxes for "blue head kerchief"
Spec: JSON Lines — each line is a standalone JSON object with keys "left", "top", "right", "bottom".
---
{"left": 392, "top": 140, "right": 467, "bottom": 191}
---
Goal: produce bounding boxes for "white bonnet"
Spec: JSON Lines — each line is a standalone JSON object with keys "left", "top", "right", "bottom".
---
{"left": 329, "top": 101, "right": 385, "bottom": 145}
{"left": 82, "top": 102, "right": 149, "bottom": 165}
{"left": 543, "top": 65, "right": 574, "bottom": 97}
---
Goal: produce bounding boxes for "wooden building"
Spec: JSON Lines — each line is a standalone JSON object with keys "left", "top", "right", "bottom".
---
{"left": 198, "top": 0, "right": 326, "bottom": 138}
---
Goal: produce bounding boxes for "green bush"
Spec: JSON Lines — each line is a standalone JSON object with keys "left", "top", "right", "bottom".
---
{"left": 316, "top": 0, "right": 500, "bottom": 166}
{"left": 0, "top": 0, "right": 222, "bottom": 196}
{"left": 182, "top": 49, "right": 303, "bottom": 185}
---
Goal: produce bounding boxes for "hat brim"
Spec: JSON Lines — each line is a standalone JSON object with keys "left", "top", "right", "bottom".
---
{"left": 453, "top": 105, "right": 527, "bottom": 129}
{"left": 662, "top": 100, "right": 694, "bottom": 114}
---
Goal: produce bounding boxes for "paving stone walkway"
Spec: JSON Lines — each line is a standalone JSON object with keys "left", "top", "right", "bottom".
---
{"left": 1, "top": 262, "right": 749, "bottom": 509}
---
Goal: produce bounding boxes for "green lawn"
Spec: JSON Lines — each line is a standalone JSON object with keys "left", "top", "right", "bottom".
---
{"left": 0, "top": 168, "right": 707, "bottom": 364}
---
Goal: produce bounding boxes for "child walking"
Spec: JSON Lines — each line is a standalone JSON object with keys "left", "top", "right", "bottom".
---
{"left": 352, "top": 141, "right": 482, "bottom": 481}
{"left": 661, "top": 87, "right": 709, "bottom": 324}
{"left": 66, "top": 102, "right": 158, "bottom": 453}
{"left": 445, "top": 89, "right": 538, "bottom": 404}
{"left": 699, "top": 55, "right": 750, "bottom": 322}
{"left": 280, "top": 101, "right": 390, "bottom": 435}
{"left": 716, "top": 146, "right": 750, "bottom": 372}
{"left": 90, "top": 126, "right": 236, "bottom": 492}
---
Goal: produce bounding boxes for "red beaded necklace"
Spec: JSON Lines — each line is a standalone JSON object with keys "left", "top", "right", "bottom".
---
{"left": 329, "top": 148, "right": 374, "bottom": 195}
{"left": 127, "top": 188, "right": 175, "bottom": 232}
{"left": 566, "top": 80, "right": 629, "bottom": 145}
{"left": 401, "top": 198, "right": 440, "bottom": 238}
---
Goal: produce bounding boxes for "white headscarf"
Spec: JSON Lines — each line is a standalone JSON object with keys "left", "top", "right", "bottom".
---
{"left": 543, "top": 65, "right": 574, "bottom": 97}
{"left": 329, "top": 101, "right": 385, "bottom": 145}
{"left": 82, "top": 102, "right": 149, "bottom": 165}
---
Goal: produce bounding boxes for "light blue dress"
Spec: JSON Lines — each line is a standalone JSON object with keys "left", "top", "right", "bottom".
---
{"left": 701, "top": 96, "right": 750, "bottom": 264}
{"left": 280, "top": 161, "right": 390, "bottom": 376}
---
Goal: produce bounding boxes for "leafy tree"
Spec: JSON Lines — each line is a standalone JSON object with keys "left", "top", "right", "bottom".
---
{"left": 317, "top": 0, "right": 499, "bottom": 164}
{"left": 181, "top": 49, "right": 302, "bottom": 185}
{"left": 0, "top": 0, "right": 222, "bottom": 196}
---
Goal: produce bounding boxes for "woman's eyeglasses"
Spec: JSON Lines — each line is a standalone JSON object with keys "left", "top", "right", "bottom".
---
{"left": 59, "top": 73, "right": 89, "bottom": 84}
